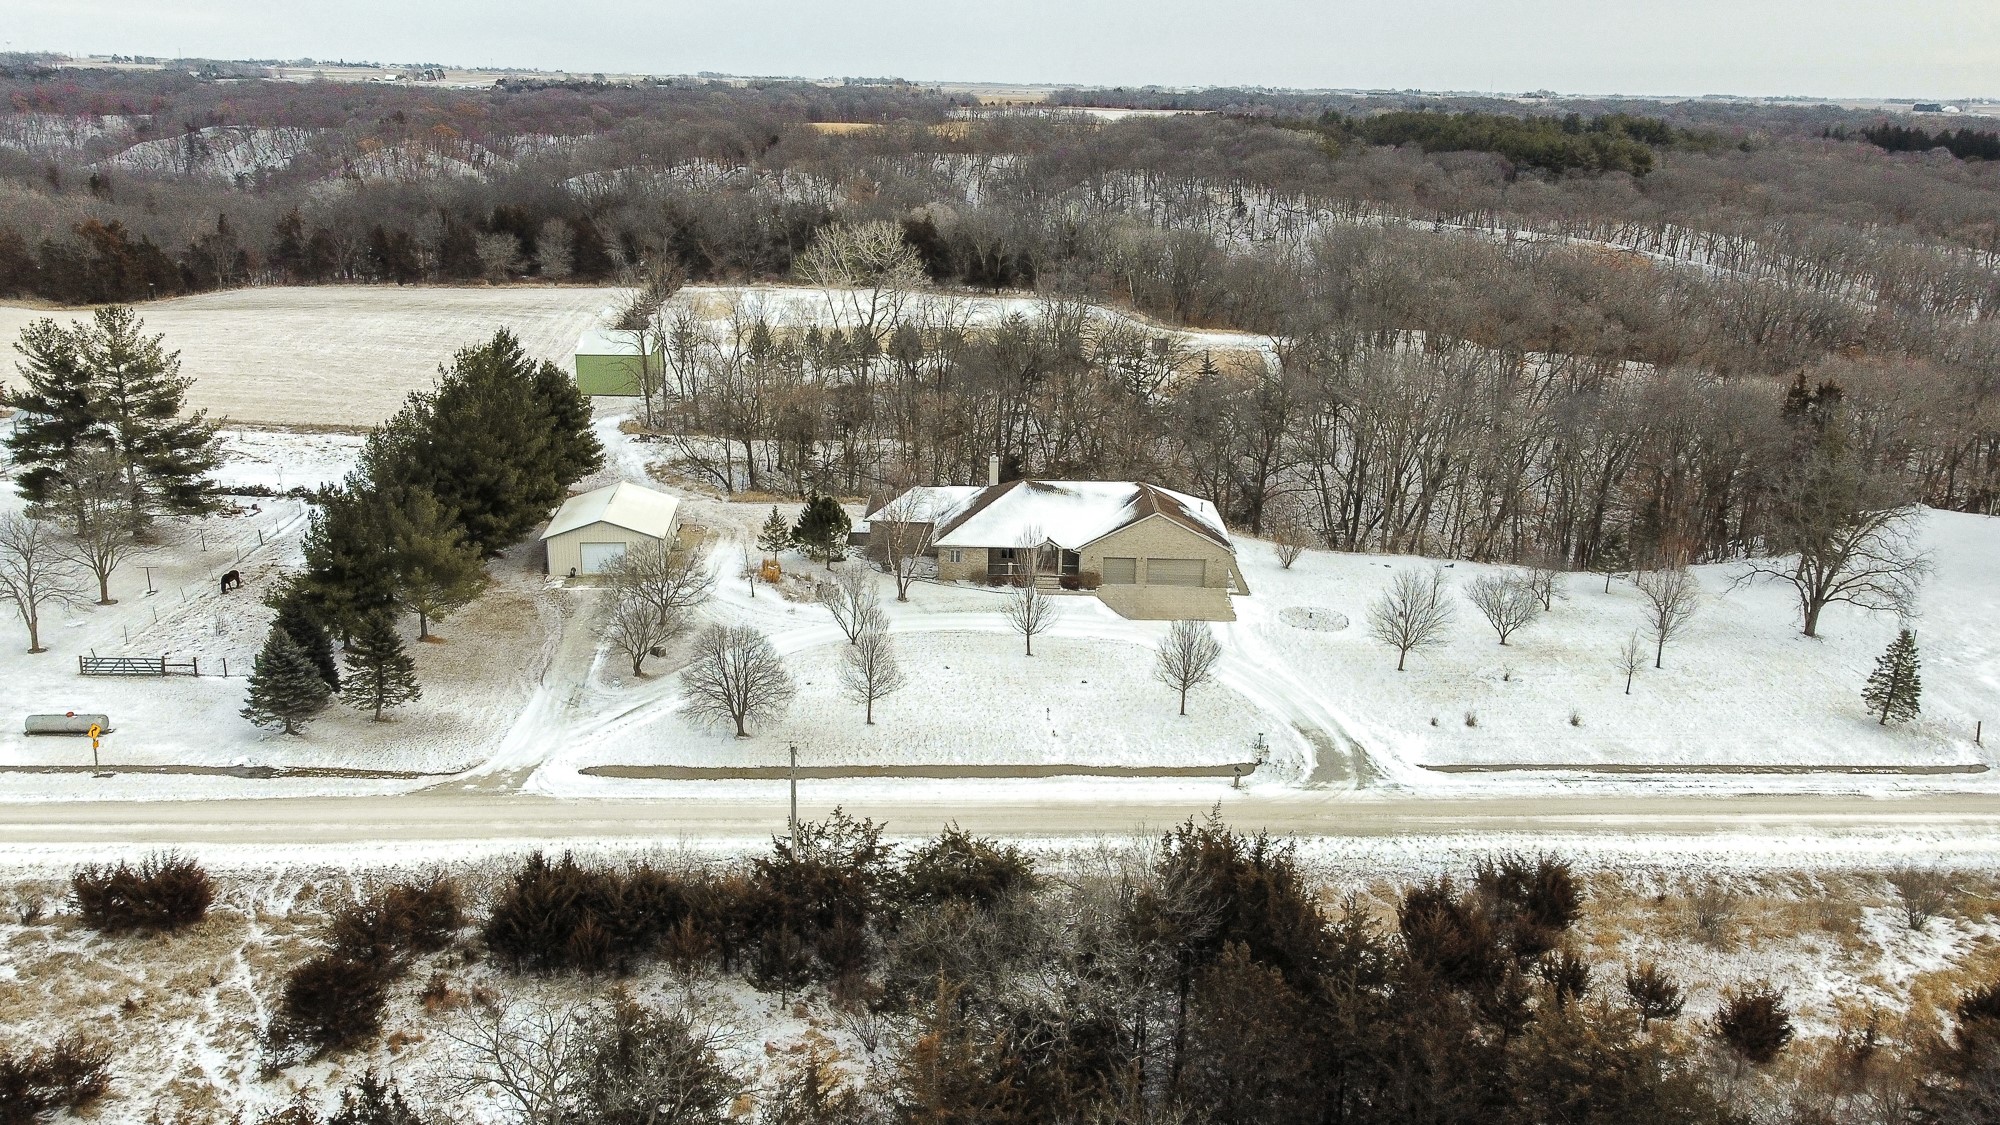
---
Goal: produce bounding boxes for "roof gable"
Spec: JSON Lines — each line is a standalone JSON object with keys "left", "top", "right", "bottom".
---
{"left": 541, "top": 481, "right": 680, "bottom": 540}
{"left": 890, "top": 479, "right": 1230, "bottom": 551}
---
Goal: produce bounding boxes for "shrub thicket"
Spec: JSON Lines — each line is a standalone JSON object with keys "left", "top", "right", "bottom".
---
{"left": 70, "top": 852, "right": 213, "bottom": 934}
{"left": 0, "top": 1034, "right": 111, "bottom": 1125}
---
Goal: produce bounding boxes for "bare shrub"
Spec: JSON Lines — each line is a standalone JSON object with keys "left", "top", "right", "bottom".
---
{"left": 1688, "top": 879, "right": 1739, "bottom": 947}
{"left": 1886, "top": 867, "right": 1956, "bottom": 931}
{"left": 70, "top": 851, "right": 213, "bottom": 934}
{"left": 1713, "top": 985, "right": 1794, "bottom": 1065}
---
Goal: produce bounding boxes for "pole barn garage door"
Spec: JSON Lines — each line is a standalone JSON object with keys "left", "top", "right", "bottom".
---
{"left": 579, "top": 541, "right": 629, "bottom": 574}
{"left": 1146, "top": 558, "right": 1206, "bottom": 586}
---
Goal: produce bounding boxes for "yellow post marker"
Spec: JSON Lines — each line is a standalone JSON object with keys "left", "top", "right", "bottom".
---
{"left": 88, "top": 723, "right": 102, "bottom": 770}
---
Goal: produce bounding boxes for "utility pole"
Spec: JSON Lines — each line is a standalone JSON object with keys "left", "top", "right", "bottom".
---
{"left": 788, "top": 741, "right": 799, "bottom": 852}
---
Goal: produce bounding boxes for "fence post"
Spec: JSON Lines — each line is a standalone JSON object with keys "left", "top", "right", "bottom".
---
{"left": 222, "top": 657, "right": 228, "bottom": 678}
{"left": 192, "top": 657, "right": 199, "bottom": 676}
{"left": 78, "top": 655, "right": 84, "bottom": 674}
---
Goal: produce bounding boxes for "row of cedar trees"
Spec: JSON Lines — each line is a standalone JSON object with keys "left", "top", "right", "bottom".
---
{"left": 40, "top": 817, "right": 2000, "bottom": 1125}
{"left": 242, "top": 330, "right": 602, "bottom": 733}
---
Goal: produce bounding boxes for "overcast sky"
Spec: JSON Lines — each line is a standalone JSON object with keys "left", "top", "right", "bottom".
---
{"left": 8, "top": 0, "right": 1997, "bottom": 99}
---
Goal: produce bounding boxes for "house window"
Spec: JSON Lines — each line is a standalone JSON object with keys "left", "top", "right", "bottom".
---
{"left": 1102, "top": 557, "right": 1138, "bottom": 584}
{"left": 946, "top": 549, "right": 963, "bottom": 564}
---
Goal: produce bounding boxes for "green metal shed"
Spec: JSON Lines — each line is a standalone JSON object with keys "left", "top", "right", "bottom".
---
{"left": 573, "top": 323, "right": 660, "bottom": 397}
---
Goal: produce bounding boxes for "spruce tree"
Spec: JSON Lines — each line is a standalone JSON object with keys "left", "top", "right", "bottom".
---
{"left": 242, "top": 625, "right": 334, "bottom": 735}
{"left": 1864, "top": 628, "right": 1922, "bottom": 725}
{"left": 341, "top": 612, "right": 422, "bottom": 721}
{"left": 265, "top": 577, "right": 340, "bottom": 691}
{"left": 757, "top": 506, "right": 793, "bottom": 556}
{"left": 791, "top": 495, "right": 850, "bottom": 567}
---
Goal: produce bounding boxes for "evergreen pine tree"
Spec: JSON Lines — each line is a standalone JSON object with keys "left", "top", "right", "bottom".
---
{"left": 264, "top": 577, "right": 340, "bottom": 691}
{"left": 382, "top": 486, "right": 484, "bottom": 639}
{"left": 367, "top": 331, "right": 602, "bottom": 556}
{"left": 298, "top": 485, "right": 397, "bottom": 643}
{"left": 242, "top": 625, "right": 334, "bottom": 735}
{"left": 76, "top": 306, "right": 222, "bottom": 518}
{"left": 4, "top": 319, "right": 99, "bottom": 507}
{"left": 791, "top": 495, "right": 850, "bottom": 566}
{"left": 1863, "top": 628, "right": 1922, "bottom": 725}
{"left": 757, "top": 506, "right": 793, "bottom": 556}
{"left": 341, "top": 612, "right": 422, "bottom": 721}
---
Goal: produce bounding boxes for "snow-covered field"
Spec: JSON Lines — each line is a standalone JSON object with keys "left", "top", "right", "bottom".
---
{"left": 0, "top": 285, "right": 1273, "bottom": 431}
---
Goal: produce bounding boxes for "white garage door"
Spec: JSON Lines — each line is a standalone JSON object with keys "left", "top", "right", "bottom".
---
{"left": 1146, "top": 558, "right": 1206, "bottom": 586}
{"left": 579, "top": 541, "right": 628, "bottom": 574}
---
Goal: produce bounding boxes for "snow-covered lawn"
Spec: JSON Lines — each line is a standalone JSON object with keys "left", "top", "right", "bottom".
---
{"left": 1, "top": 400, "right": 1994, "bottom": 805}
{"left": 1229, "top": 510, "right": 1994, "bottom": 778}
{"left": 563, "top": 628, "right": 1273, "bottom": 771}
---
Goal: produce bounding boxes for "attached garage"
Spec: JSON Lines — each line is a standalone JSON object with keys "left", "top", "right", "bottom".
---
{"left": 1144, "top": 558, "right": 1206, "bottom": 586}
{"left": 541, "top": 481, "right": 681, "bottom": 577}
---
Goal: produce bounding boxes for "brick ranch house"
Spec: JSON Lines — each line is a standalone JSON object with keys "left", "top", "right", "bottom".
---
{"left": 863, "top": 467, "right": 1250, "bottom": 621}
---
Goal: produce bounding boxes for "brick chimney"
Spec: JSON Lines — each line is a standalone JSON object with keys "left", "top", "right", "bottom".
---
{"left": 988, "top": 453, "right": 1001, "bottom": 487}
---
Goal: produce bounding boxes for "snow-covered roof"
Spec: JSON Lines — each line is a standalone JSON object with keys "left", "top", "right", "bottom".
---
{"left": 876, "top": 480, "right": 1231, "bottom": 552}
{"left": 541, "top": 481, "right": 680, "bottom": 540}
{"left": 575, "top": 314, "right": 654, "bottom": 357}
{"left": 864, "top": 485, "right": 987, "bottom": 527}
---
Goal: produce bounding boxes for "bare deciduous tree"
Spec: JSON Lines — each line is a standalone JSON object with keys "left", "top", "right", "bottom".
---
{"left": 841, "top": 620, "right": 906, "bottom": 724}
{"left": 1739, "top": 502, "right": 1930, "bottom": 639}
{"left": 1366, "top": 566, "right": 1455, "bottom": 671}
{"left": 0, "top": 514, "right": 84, "bottom": 653}
{"left": 435, "top": 999, "right": 592, "bottom": 1125}
{"left": 873, "top": 491, "right": 939, "bottom": 602}
{"left": 605, "top": 592, "right": 683, "bottom": 677}
{"left": 680, "top": 623, "right": 795, "bottom": 737}
{"left": 1616, "top": 630, "right": 1645, "bottom": 695}
{"left": 609, "top": 540, "right": 715, "bottom": 620}
{"left": 1155, "top": 619, "right": 1222, "bottom": 716}
{"left": 41, "top": 445, "right": 138, "bottom": 605}
{"left": 1524, "top": 563, "right": 1568, "bottom": 611}
{"left": 1635, "top": 565, "right": 1700, "bottom": 669}
{"left": 535, "top": 218, "right": 574, "bottom": 280}
{"left": 792, "top": 220, "right": 926, "bottom": 351}
{"left": 1002, "top": 581, "right": 1060, "bottom": 657}
{"left": 1467, "top": 572, "right": 1542, "bottom": 646}
{"left": 818, "top": 565, "right": 885, "bottom": 644}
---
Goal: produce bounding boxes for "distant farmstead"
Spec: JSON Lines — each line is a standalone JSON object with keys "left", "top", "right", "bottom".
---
{"left": 572, "top": 319, "right": 658, "bottom": 397}
{"left": 541, "top": 481, "right": 681, "bottom": 576}
{"left": 865, "top": 467, "right": 1249, "bottom": 621}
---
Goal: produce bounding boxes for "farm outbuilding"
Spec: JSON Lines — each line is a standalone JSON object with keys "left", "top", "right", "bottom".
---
{"left": 572, "top": 321, "right": 659, "bottom": 397}
{"left": 541, "top": 481, "right": 681, "bottom": 576}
